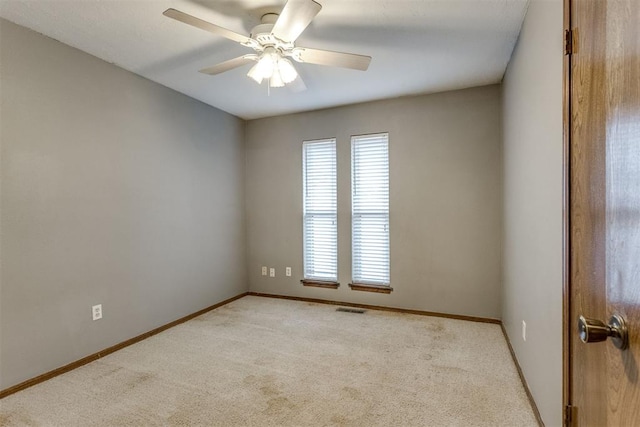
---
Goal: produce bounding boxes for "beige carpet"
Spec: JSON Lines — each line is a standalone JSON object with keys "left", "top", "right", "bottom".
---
{"left": 1, "top": 296, "right": 538, "bottom": 426}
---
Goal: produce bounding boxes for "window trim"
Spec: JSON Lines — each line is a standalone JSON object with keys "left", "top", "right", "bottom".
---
{"left": 348, "top": 282, "right": 393, "bottom": 294}
{"left": 301, "top": 279, "right": 340, "bottom": 289}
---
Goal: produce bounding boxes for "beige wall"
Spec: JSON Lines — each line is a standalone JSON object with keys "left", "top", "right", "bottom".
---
{"left": 0, "top": 19, "right": 247, "bottom": 389}
{"left": 245, "top": 86, "right": 503, "bottom": 318}
{"left": 502, "top": 1, "right": 564, "bottom": 425}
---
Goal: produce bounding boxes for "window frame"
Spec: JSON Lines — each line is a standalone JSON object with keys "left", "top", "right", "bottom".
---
{"left": 350, "top": 132, "right": 391, "bottom": 292}
{"left": 301, "top": 138, "right": 339, "bottom": 287}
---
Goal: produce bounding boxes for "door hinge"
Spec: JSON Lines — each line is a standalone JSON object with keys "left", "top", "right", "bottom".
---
{"left": 564, "top": 405, "right": 577, "bottom": 427}
{"left": 564, "top": 29, "right": 574, "bottom": 55}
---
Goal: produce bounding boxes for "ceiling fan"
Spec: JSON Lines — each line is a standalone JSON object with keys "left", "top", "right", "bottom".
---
{"left": 163, "top": 0, "right": 371, "bottom": 90}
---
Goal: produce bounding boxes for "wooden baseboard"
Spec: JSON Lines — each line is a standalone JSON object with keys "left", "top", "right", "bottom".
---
{"left": 246, "top": 292, "right": 501, "bottom": 324}
{"left": 500, "top": 323, "right": 545, "bottom": 427}
{"left": 0, "top": 291, "right": 249, "bottom": 399}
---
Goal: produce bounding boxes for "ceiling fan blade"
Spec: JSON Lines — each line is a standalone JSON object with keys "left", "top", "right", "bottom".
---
{"left": 293, "top": 47, "right": 371, "bottom": 71}
{"left": 163, "top": 8, "right": 251, "bottom": 44}
{"left": 199, "top": 55, "right": 257, "bottom": 75}
{"left": 271, "top": 0, "right": 322, "bottom": 43}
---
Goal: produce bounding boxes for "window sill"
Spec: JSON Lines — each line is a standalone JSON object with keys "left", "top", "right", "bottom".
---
{"left": 301, "top": 279, "right": 340, "bottom": 289}
{"left": 349, "top": 283, "right": 393, "bottom": 294}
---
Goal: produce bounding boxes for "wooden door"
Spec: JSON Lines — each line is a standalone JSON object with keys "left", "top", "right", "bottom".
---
{"left": 569, "top": 0, "right": 640, "bottom": 425}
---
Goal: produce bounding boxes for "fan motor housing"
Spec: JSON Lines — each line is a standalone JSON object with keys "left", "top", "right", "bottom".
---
{"left": 250, "top": 13, "right": 292, "bottom": 50}
{"left": 251, "top": 24, "right": 275, "bottom": 42}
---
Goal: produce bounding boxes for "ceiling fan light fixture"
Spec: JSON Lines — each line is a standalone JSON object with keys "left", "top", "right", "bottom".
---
{"left": 259, "top": 54, "right": 276, "bottom": 76}
{"left": 247, "top": 51, "right": 298, "bottom": 88}
{"left": 247, "top": 62, "right": 265, "bottom": 84}
{"left": 278, "top": 57, "right": 298, "bottom": 84}
{"left": 270, "top": 69, "right": 285, "bottom": 88}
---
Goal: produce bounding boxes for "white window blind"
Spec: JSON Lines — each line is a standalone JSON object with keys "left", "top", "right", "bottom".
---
{"left": 303, "top": 139, "right": 338, "bottom": 281}
{"left": 351, "top": 133, "right": 390, "bottom": 285}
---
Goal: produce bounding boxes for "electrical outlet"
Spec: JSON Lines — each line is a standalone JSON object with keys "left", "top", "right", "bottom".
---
{"left": 522, "top": 320, "right": 527, "bottom": 341}
{"left": 92, "top": 304, "right": 102, "bottom": 321}
{"left": 261, "top": 266, "right": 267, "bottom": 276}
{"left": 269, "top": 268, "right": 275, "bottom": 277}
{"left": 286, "top": 267, "right": 292, "bottom": 277}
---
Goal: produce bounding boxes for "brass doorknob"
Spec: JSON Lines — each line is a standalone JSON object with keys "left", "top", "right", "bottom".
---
{"left": 578, "top": 314, "right": 628, "bottom": 350}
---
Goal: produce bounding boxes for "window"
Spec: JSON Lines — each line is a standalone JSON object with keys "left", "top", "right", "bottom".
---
{"left": 302, "top": 139, "right": 338, "bottom": 284}
{"left": 351, "top": 133, "right": 390, "bottom": 288}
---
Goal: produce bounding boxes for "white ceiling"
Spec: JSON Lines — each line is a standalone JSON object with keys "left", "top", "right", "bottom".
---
{"left": 0, "top": 0, "right": 529, "bottom": 120}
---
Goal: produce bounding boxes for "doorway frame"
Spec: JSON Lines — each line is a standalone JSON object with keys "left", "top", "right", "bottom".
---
{"left": 562, "top": 0, "right": 573, "bottom": 424}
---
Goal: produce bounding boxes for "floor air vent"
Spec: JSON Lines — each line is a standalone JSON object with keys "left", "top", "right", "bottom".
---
{"left": 336, "top": 307, "right": 366, "bottom": 314}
